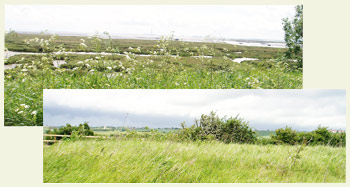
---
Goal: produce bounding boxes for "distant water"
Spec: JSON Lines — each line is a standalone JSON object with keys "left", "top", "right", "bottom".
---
{"left": 18, "top": 32, "right": 286, "bottom": 48}
{"left": 224, "top": 40, "right": 286, "bottom": 48}
{"left": 109, "top": 35, "right": 286, "bottom": 48}
{"left": 113, "top": 34, "right": 286, "bottom": 48}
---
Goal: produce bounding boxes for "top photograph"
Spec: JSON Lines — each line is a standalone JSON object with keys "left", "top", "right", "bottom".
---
{"left": 4, "top": 5, "right": 302, "bottom": 126}
{"left": 4, "top": 5, "right": 303, "bottom": 89}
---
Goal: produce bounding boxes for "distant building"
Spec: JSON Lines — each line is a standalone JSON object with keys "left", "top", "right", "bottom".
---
{"left": 328, "top": 129, "right": 345, "bottom": 133}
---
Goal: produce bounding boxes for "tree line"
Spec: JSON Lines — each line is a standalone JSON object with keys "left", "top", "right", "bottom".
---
{"left": 45, "top": 111, "right": 345, "bottom": 147}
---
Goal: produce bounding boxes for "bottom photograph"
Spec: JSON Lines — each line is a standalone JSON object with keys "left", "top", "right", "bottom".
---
{"left": 42, "top": 89, "right": 346, "bottom": 183}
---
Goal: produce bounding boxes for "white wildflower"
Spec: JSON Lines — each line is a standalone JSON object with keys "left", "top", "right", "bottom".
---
{"left": 80, "top": 43, "right": 87, "bottom": 47}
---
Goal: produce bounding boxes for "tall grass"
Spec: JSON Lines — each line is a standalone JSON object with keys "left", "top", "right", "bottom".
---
{"left": 43, "top": 139, "right": 345, "bottom": 183}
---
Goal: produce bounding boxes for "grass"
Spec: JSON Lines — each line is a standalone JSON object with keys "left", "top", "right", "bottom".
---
{"left": 43, "top": 139, "right": 345, "bottom": 183}
{"left": 4, "top": 69, "right": 43, "bottom": 126}
{"left": 4, "top": 33, "right": 302, "bottom": 126}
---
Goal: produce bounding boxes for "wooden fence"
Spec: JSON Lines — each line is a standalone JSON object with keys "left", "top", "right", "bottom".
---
{"left": 43, "top": 134, "right": 103, "bottom": 143}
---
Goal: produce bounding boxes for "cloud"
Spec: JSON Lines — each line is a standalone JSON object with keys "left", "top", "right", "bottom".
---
{"left": 5, "top": 5, "right": 296, "bottom": 41}
{"left": 43, "top": 89, "right": 346, "bottom": 131}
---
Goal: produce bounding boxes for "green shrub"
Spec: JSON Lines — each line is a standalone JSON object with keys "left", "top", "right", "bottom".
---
{"left": 47, "top": 122, "right": 94, "bottom": 137}
{"left": 179, "top": 112, "right": 256, "bottom": 144}
{"left": 195, "top": 111, "right": 224, "bottom": 140}
{"left": 312, "top": 126, "right": 332, "bottom": 145}
{"left": 271, "top": 126, "right": 297, "bottom": 145}
{"left": 273, "top": 126, "right": 346, "bottom": 147}
{"left": 220, "top": 116, "right": 256, "bottom": 143}
{"left": 329, "top": 132, "right": 346, "bottom": 147}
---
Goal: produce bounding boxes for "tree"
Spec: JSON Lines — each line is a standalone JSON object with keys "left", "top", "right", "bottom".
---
{"left": 282, "top": 5, "right": 303, "bottom": 68}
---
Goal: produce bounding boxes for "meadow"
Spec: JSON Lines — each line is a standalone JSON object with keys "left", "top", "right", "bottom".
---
{"left": 4, "top": 32, "right": 302, "bottom": 126}
{"left": 43, "top": 115, "right": 345, "bottom": 183}
{"left": 43, "top": 138, "right": 345, "bottom": 183}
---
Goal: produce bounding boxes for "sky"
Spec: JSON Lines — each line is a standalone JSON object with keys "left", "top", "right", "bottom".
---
{"left": 5, "top": 5, "right": 296, "bottom": 41}
{"left": 43, "top": 89, "right": 346, "bottom": 131}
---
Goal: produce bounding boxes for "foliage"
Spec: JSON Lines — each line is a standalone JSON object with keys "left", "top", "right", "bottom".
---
{"left": 271, "top": 126, "right": 297, "bottom": 145}
{"left": 271, "top": 126, "right": 345, "bottom": 147}
{"left": 180, "top": 112, "right": 256, "bottom": 144}
{"left": 282, "top": 5, "right": 303, "bottom": 68}
{"left": 47, "top": 122, "right": 94, "bottom": 136}
{"left": 296, "top": 126, "right": 346, "bottom": 147}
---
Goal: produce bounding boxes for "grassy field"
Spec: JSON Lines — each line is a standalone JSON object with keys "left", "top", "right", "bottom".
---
{"left": 4, "top": 33, "right": 302, "bottom": 126}
{"left": 91, "top": 129, "right": 275, "bottom": 137}
{"left": 5, "top": 33, "right": 287, "bottom": 58}
{"left": 43, "top": 139, "right": 345, "bottom": 183}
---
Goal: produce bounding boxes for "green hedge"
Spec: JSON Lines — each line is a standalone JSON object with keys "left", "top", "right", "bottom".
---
{"left": 270, "top": 126, "right": 345, "bottom": 147}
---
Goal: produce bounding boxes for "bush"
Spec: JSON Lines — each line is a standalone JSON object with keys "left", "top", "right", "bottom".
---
{"left": 296, "top": 131, "right": 314, "bottom": 145}
{"left": 273, "top": 126, "right": 346, "bottom": 147}
{"left": 271, "top": 126, "right": 297, "bottom": 145}
{"left": 178, "top": 123, "right": 204, "bottom": 141}
{"left": 312, "top": 126, "right": 332, "bottom": 145}
{"left": 220, "top": 116, "right": 256, "bottom": 143}
{"left": 179, "top": 111, "right": 256, "bottom": 144}
{"left": 329, "top": 132, "right": 346, "bottom": 147}
{"left": 48, "top": 122, "right": 94, "bottom": 136}
{"left": 195, "top": 111, "right": 224, "bottom": 140}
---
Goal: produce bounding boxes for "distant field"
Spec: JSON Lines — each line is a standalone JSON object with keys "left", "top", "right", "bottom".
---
{"left": 5, "top": 33, "right": 287, "bottom": 59}
{"left": 256, "top": 130, "right": 276, "bottom": 137}
{"left": 93, "top": 129, "right": 179, "bottom": 135}
{"left": 92, "top": 129, "right": 275, "bottom": 137}
{"left": 43, "top": 139, "right": 345, "bottom": 183}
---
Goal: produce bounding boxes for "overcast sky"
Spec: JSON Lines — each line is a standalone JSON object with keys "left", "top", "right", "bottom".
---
{"left": 43, "top": 89, "right": 346, "bottom": 131}
{"left": 6, "top": 5, "right": 296, "bottom": 41}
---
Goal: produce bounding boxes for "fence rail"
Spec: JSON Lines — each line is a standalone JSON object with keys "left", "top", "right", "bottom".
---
{"left": 43, "top": 134, "right": 100, "bottom": 138}
{"left": 43, "top": 134, "right": 105, "bottom": 144}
